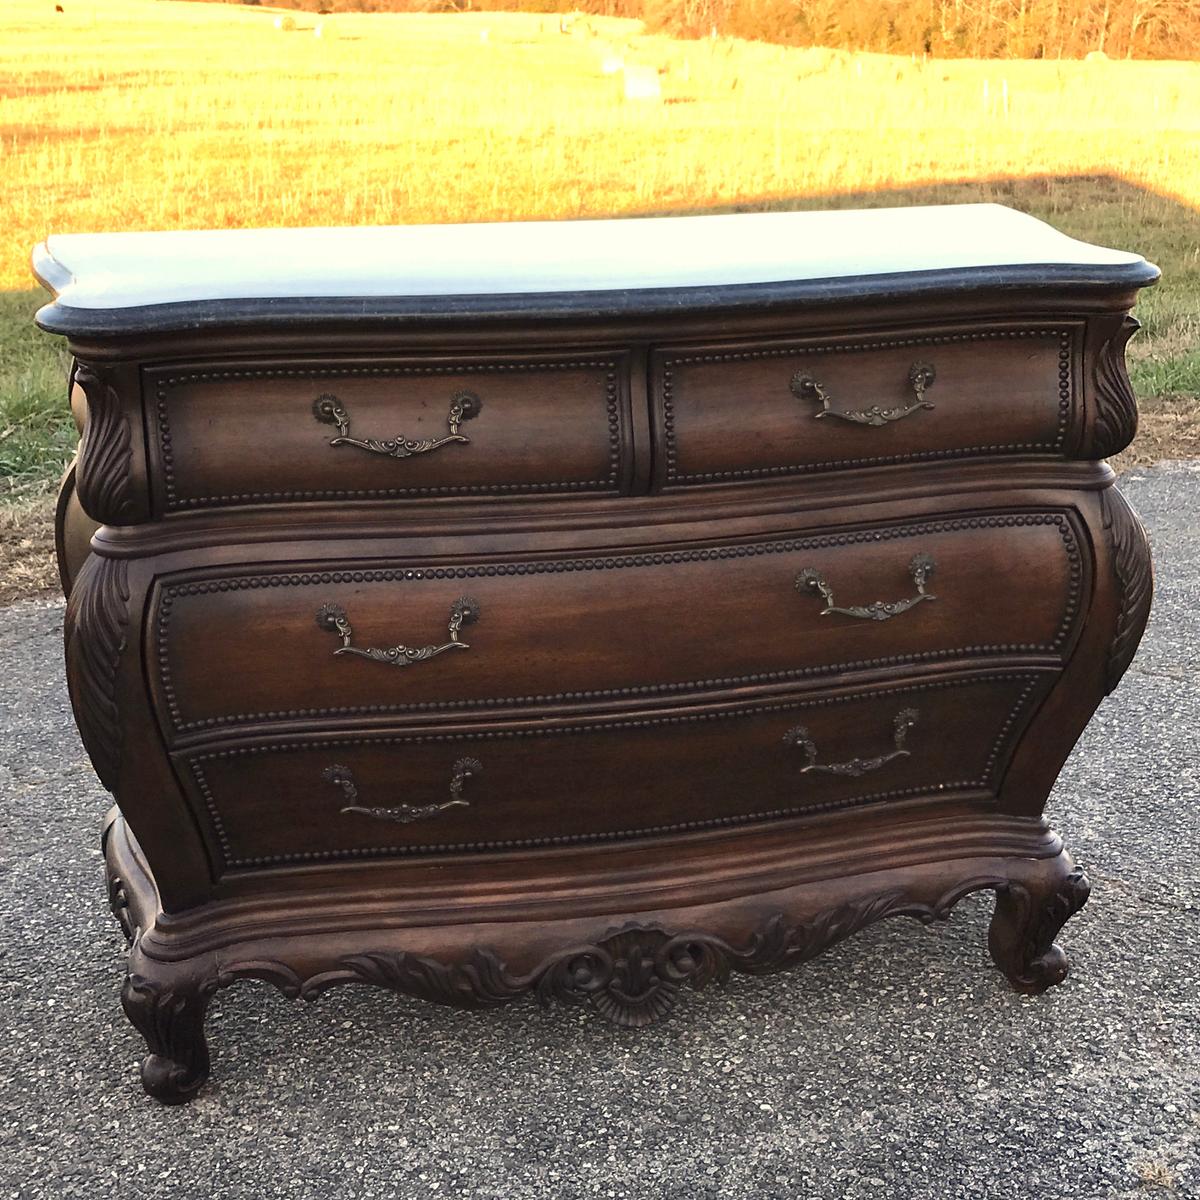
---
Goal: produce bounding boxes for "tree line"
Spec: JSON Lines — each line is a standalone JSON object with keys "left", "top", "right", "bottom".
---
{"left": 237, "top": 0, "right": 1200, "bottom": 59}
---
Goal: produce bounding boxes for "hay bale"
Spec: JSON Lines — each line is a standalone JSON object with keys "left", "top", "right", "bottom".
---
{"left": 623, "top": 65, "right": 662, "bottom": 102}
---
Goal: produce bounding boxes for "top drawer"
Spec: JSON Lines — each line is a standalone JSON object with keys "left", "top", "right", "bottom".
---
{"left": 651, "top": 324, "right": 1076, "bottom": 487}
{"left": 146, "top": 352, "right": 632, "bottom": 512}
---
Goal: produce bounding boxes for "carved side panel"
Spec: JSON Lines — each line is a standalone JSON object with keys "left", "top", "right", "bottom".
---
{"left": 74, "top": 361, "right": 144, "bottom": 524}
{"left": 1085, "top": 316, "right": 1140, "bottom": 459}
{"left": 1100, "top": 487, "right": 1153, "bottom": 694}
{"left": 65, "top": 554, "right": 130, "bottom": 792}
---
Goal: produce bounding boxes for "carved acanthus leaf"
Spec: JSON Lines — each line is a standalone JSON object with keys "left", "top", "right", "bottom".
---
{"left": 120, "top": 974, "right": 212, "bottom": 1105}
{"left": 74, "top": 361, "right": 138, "bottom": 524}
{"left": 65, "top": 554, "right": 130, "bottom": 792}
{"left": 314, "top": 949, "right": 524, "bottom": 1009}
{"left": 1088, "top": 316, "right": 1140, "bottom": 459}
{"left": 1101, "top": 488, "right": 1153, "bottom": 693}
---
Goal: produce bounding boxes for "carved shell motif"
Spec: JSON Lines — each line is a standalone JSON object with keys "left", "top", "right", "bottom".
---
{"left": 534, "top": 927, "right": 730, "bottom": 1027}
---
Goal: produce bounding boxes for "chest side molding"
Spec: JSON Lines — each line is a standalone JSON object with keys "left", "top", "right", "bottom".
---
{"left": 1084, "top": 315, "right": 1141, "bottom": 460}
{"left": 64, "top": 554, "right": 131, "bottom": 792}
{"left": 72, "top": 362, "right": 148, "bottom": 525}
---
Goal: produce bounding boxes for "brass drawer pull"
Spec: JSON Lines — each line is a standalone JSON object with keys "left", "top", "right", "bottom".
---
{"left": 795, "top": 553, "right": 935, "bottom": 621}
{"left": 313, "top": 389, "right": 481, "bottom": 458}
{"left": 315, "top": 596, "right": 480, "bottom": 666}
{"left": 790, "top": 362, "right": 935, "bottom": 426}
{"left": 324, "top": 758, "right": 482, "bottom": 824}
{"left": 784, "top": 708, "right": 918, "bottom": 778}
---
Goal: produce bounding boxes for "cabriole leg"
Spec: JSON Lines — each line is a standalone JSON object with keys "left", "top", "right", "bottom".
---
{"left": 988, "top": 853, "right": 1091, "bottom": 994}
{"left": 120, "top": 972, "right": 213, "bottom": 1104}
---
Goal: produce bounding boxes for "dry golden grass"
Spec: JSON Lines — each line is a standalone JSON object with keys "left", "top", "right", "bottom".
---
{"left": 1135, "top": 1159, "right": 1180, "bottom": 1192}
{"left": 2, "top": 0, "right": 1199, "bottom": 285}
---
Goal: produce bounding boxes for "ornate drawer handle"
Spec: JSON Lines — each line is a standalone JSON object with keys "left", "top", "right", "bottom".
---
{"left": 795, "top": 553, "right": 935, "bottom": 621}
{"left": 313, "top": 389, "right": 481, "bottom": 458}
{"left": 324, "top": 758, "right": 482, "bottom": 824}
{"left": 784, "top": 708, "right": 918, "bottom": 778}
{"left": 315, "top": 596, "right": 480, "bottom": 666}
{"left": 790, "top": 362, "right": 935, "bottom": 426}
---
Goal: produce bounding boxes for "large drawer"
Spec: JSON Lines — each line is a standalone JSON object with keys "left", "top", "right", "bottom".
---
{"left": 145, "top": 351, "right": 632, "bottom": 512}
{"left": 651, "top": 323, "right": 1077, "bottom": 487}
{"left": 151, "top": 510, "right": 1084, "bottom": 739}
{"left": 177, "top": 670, "right": 1053, "bottom": 873}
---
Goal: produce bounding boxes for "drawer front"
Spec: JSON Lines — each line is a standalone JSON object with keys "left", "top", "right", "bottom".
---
{"left": 178, "top": 671, "right": 1052, "bottom": 873}
{"left": 146, "top": 352, "right": 632, "bottom": 511}
{"left": 652, "top": 325, "right": 1076, "bottom": 487}
{"left": 152, "top": 511, "right": 1083, "bottom": 738}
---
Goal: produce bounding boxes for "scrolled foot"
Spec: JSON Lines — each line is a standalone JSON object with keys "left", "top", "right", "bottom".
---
{"left": 988, "top": 861, "right": 1091, "bottom": 995}
{"left": 120, "top": 973, "right": 213, "bottom": 1104}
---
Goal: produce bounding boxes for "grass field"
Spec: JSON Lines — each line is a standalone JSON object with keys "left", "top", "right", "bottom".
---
{"left": 1, "top": 0, "right": 1198, "bottom": 592}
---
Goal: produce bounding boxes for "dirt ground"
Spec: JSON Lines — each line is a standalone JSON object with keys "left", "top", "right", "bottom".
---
{"left": 0, "top": 494, "right": 58, "bottom": 604}
{"left": 1111, "top": 395, "right": 1200, "bottom": 471}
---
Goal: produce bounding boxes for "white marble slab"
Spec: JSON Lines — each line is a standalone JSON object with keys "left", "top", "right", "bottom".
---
{"left": 33, "top": 205, "right": 1146, "bottom": 311}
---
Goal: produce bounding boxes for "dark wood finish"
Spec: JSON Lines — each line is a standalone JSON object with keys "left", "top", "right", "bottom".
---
{"left": 53, "top": 461, "right": 98, "bottom": 597}
{"left": 47, "top": 232, "right": 1155, "bottom": 1103}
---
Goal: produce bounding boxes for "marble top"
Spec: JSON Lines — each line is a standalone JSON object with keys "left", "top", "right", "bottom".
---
{"left": 32, "top": 205, "right": 1157, "bottom": 336}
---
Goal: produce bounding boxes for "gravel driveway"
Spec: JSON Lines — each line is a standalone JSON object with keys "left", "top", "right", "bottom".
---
{"left": 2, "top": 464, "right": 1198, "bottom": 1200}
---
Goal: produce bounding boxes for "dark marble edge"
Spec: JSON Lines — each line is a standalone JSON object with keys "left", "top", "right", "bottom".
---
{"left": 32, "top": 260, "right": 1161, "bottom": 338}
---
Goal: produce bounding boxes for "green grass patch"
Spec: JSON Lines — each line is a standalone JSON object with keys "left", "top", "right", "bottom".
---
{"left": 1132, "top": 351, "right": 1200, "bottom": 398}
{"left": 0, "top": 289, "right": 74, "bottom": 498}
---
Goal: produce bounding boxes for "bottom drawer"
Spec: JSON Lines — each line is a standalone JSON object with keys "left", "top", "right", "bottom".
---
{"left": 179, "top": 670, "right": 1052, "bottom": 873}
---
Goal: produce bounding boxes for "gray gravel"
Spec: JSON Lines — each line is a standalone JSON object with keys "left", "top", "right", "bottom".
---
{"left": 2, "top": 463, "right": 1198, "bottom": 1200}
